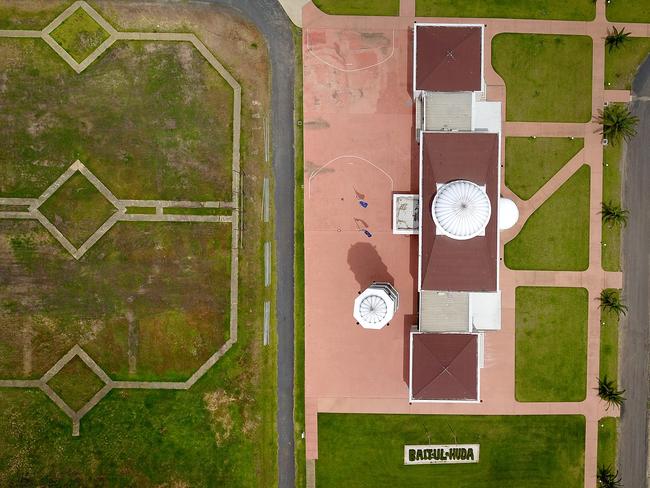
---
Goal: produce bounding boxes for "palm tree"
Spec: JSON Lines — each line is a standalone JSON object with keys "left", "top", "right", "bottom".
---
{"left": 601, "top": 201, "right": 629, "bottom": 228}
{"left": 597, "top": 465, "right": 623, "bottom": 487}
{"left": 598, "top": 289, "right": 628, "bottom": 317}
{"left": 596, "top": 104, "right": 639, "bottom": 146}
{"left": 605, "top": 26, "right": 631, "bottom": 53}
{"left": 597, "top": 376, "right": 626, "bottom": 410}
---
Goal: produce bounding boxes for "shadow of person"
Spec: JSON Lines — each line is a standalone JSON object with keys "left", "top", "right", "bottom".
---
{"left": 347, "top": 242, "right": 394, "bottom": 289}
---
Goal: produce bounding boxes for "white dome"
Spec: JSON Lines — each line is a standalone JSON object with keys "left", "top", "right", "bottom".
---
{"left": 498, "top": 197, "right": 519, "bottom": 230}
{"left": 353, "top": 283, "right": 399, "bottom": 329}
{"left": 432, "top": 180, "right": 491, "bottom": 240}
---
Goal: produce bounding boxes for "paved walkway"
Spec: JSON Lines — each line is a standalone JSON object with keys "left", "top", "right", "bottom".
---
{"left": 0, "top": 1, "right": 242, "bottom": 436}
{"left": 301, "top": 0, "right": 646, "bottom": 486}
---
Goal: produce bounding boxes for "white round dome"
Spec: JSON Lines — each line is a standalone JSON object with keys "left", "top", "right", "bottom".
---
{"left": 498, "top": 197, "right": 519, "bottom": 230}
{"left": 432, "top": 180, "right": 491, "bottom": 240}
{"left": 358, "top": 294, "right": 388, "bottom": 325}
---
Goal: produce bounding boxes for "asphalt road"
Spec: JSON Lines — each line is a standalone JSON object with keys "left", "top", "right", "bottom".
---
{"left": 203, "top": 1, "right": 296, "bottom": 486}
{"left": 619, "top": 56, "right": 650, "bottom": 488}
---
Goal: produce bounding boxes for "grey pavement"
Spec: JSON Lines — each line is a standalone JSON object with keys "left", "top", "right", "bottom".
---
{"left": 620, "top": 55, "right": 650, "bottom": 488}
{"left": 203, "top": 2, "right": 297, "bottom": 486}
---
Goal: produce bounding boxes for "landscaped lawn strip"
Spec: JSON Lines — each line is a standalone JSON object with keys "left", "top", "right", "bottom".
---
{"left": 50, "top": 7, "right": 110, "bottom": 63}
{"left": 597, "top": 417, "right": 618, "bottom": 471}
{"left": 47, "top": 356, "right": 105, "bottom": 411}
{"left": 416, "top": 0, "right": 594, "bottom": 20}
{"left": 313, "top": 0, "right": 399, "bottom": 15}
{"left": 317, "top": 414, "right": 586, "bottom": 487}
{"left": 605, "top": 38, "right": 650, "bottom": 90}
{"left": 505, "top": 137, "right": 584, "bottom": 200}
{"left": 599, "top": 290, "right": 620, "bottom": 381}
{"left": 607, "top": 0, "right": 650, "bottom": 23}
{"left": 492, "top": 34, "right": 592, "bottom": 122}
{"left": 292, "top": 25, "right": 307, "bottom": 488}
{"left": 515, "top": 286, "right": 588, "bottom": 402}
{"left": 602, "top": 142, "right": 623, "bottom": 271}
{"left": 0, "top": 38, "right": 233, "bottom": 202}
{"left": 505, "top": 165, "right": 590, "bottom": 271}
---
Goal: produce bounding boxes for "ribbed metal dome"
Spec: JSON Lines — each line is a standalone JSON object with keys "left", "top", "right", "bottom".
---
{"left": 432, "top": 180, "right": 491, "bottom": 240}
{"left": 357, "top": 294, "right": 388, "bottom": 325}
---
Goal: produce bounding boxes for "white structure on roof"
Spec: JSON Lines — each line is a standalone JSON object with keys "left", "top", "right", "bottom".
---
{"left": 353, "top": 282, "right": 399, "bottom": 329}
{"left": 432, "top": 180, "right": 491, "bottom": 240}
{"left": 498, "top": 197, "right": 519, "bottom": 230}
{"left": 393, "top": 194, "right": 420, "bottom": 234}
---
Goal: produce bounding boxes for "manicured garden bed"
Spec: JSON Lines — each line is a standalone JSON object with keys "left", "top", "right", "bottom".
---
{"left": 492, "top": 34, "right": 592, "bottom": 122}
{"left": 515, "top": 286, "right": 588, "bottom": 402}
{"left": 599, "top": 291, "right": 620, "bottom": 381}
{"left": 605, "top": 37, "right": 650, "bottom": 90}
{"left": 317, "top": 413, "right": 586, "bottom": 487}
{"left": 313, "top": 0, "right": 400, "bottom": 15}
{"left": 505, "top": 165, "right": 590, "bottom": 271}
{"left": 505, "top": 137, "right": 583, "bottom": 200}
{"left": 597, "top": 417, "right": 618, "bottom": 470}
{"left": 602, "top": 143, "right": 624, "bottom": 272}
{"left": 416, "top": 0, "right": 594, "bottom": 20}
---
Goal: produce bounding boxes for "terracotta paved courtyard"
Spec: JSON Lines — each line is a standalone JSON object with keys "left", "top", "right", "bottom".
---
{"left": 302, "top": 1, "right": 648, "bottom": 486}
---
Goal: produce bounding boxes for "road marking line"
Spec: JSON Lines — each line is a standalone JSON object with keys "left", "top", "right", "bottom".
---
{"left": 263, "top": 301, "right": 270, "bottom": 346}
{"left": 265, "top": 241, "right": 271, "bottom": 287}
{"left": 263, "top": 177, "right": 270, "bottom": 222}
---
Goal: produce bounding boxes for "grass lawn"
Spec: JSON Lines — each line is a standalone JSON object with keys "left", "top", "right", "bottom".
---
{"left": 0, "top": 39, "right": 233, "bottom": 201}
{"left": 505, "top": 165, "right": 590, "bottom": 271}
{"left": 317, "top": 413, "right": 586, "bottom": 487}
{"left": 515, "top": 287, "right": 588, "bottom": 402}
{"left": 292, "top": 25, "right": 307, "bottom": 488}
{"left": 607, "top": 0, "right": 650, "bottom": 23}
{"left": 50, "top": 7, "right": 110, "bottom": 63}
{"left": 313, "top": 0, "right": 400, "bottom": 15}
{"left": 602, "top": 142, "right": 624, "bottom": 271}
{"left": 47, "top": 356, "right": 106, "bottom": 411}
{"left": 605, "top": 38, "right": 650, "bottom": 90}
{"left": 597, "top": 417, "right": 618, "bottom": 470}
{"left": 416, "top": 0, "right": 594, "bottom": 20}
{"left": 505, "top": 137, "right": 584, "bottom": 200}
{"left": 599, "top": 291, "right": 620, "bottom": 381}
{"left": 492, "top": 34, "right": 592, "bottom": 122}
{"left": 0, "top": 1, "right": 69, "bottom": 30}
{"left": 0, "top": 4, "right": 277, "bottom": 485}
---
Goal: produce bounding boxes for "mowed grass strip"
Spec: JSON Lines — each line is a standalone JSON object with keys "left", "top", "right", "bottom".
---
{"left": 515, "top": 286, "right": 588, "bottom": 402}
{"left": 602, "top": 142, "right": 624, "bottom": 271}
{"left": 505, "top": 165, "right": 590, "bottom": 271}
{"left": 492, "top": 34, "right": 592, "bottom": 122}
{"left": 317, "top": 413, "right": 586, "bottom": 488}
{"left": 416, "top": 0, "right": 594, "bottom": 20}
{"left": 506, "top": 136, "right": 584, "bottom": 200}
{"left": 605, "top": 38, "right": 650, "bottom": 90}
{"left": 47, "top": 356, "right": 105, "bottom": 411}
{"left": 50, "top": 7, "right": 110, "bottom": 63}
{"left": 0, "top": 1, "right": 69, "bottom": 30}
{"left": 607, "top": 0, "right": 650, "bottom": 22}
{"left": 313, "top": 0, "right": 399, "bottom": 15}
{"left": 599, "top": 290, "right": 620, "bottom": 381}
{"left": 597, "top": 417, "right": 618, "bottom": 470}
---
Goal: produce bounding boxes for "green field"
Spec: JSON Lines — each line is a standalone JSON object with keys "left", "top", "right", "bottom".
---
{"left": 607, "top": 0, "right": 650, "bottom": 23}
{"left": 317, "top": 413, "right": 586, "bottom": 487}
{"left": 0, "top": 3, "right": 276, "bottom": 486}
{"left": 599, "top": 291, "right": 620, "bottom": 381}
{"left": 416, "top": 0, "right": 594, "bottom": 20}
{"left": 313, "top": 0, "right": 400, "bottom": 15}
{"left": 602, "top": 142, "right": 624, "bottom": 271}
{"left": 492, "top": 34, "right": 592, "bottom": 122}
{"left": 515, "top": 287, "right": 588, "bottom": 402}
{"left": 597, "top": 417, "right": 618, "bottom": 470}
{"left": 605, "top": 38, "right": 650, "bottom": 90}
{"left": 505, "top": 165, "right": 590, "bottom": 271}
{"left": 505, "top": 137, "right": 584, "bottom": 200}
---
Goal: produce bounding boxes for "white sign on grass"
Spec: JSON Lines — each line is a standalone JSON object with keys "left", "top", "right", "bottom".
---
{"left": 404, "top": 444, "right": 480, "bottom": 465}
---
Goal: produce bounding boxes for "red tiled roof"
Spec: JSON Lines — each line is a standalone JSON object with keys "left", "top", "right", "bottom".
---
{"left": 420, "top": 132, "right": 499, "bottom": 292}
{"left": 411, "top": 333, "right": 478, "bottom": 401}
{"left": 416, "top": 25, "right": 482, "bottom": 92}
